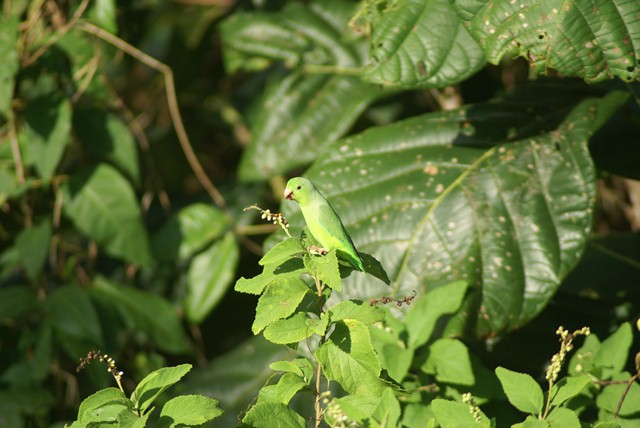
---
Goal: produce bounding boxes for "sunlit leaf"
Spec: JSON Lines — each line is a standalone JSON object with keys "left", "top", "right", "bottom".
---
{"left": 284, "top": 82, "right": 627, "bottom": 336}
{"left": 363, "top": 0, "right": 486, "bottom": 88}
{"left": 455, "top": 0, "right": 640, "bottom": 83}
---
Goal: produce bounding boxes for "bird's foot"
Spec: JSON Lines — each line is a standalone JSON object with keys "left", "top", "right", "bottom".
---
{"left": 307, "top": 246, "right": 328, "bottom": 256}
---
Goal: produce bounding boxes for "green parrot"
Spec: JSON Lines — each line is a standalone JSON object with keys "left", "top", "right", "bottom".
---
{"left": 284, "top": 177, "right": 365, "bottom": 272}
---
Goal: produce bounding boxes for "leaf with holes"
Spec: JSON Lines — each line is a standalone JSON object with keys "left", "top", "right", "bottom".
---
{"left": 281, "top": 81, "right": 627, "bottom": 337}
{"left": 454, "top": 0, "right": 640, "bottom": 83}
{"left": 363, "top": 0, "right": 486, "bottom": 88}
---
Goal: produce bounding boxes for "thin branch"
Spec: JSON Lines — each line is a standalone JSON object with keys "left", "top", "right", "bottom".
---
{"left": 78, "top": 22, "right": 227, "bottom": 209}
{"left": 8, "top": 110, "right": 25, "bottom": 184}
{"left": 24, "top": 0, "right": 91, "bottom": 66}
{"left": 314, "top": 361, "right": 323, "bottom": 428}
{"left": 238, "top": 235, "right": 264, "bottom": 256}
{"left": 614, "top": 374, "right": 639, "bottom": 418}
{"left": 71, "top": 42, "right": 101, "bottom": 103}
{"left": 235, "top": 223, "right": 278, "bottom": 236}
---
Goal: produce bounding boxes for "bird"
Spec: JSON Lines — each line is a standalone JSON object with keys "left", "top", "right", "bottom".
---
{"left": 284, "top": 177, "right": 364, "bottom": 271}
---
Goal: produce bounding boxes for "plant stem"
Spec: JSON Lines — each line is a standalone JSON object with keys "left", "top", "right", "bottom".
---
{"left": 614, "top": 374, "right": 639, "bottom": 418}
{"left": 315, "top": 361, "right": 323, "bottom": 428}
{"left": 313, "top": 274, "right": 325, "bottom": 427}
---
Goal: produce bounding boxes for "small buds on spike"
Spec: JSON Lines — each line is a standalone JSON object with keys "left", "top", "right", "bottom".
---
{"left": 244, "top": 204, "right": 291, "bottom": 237}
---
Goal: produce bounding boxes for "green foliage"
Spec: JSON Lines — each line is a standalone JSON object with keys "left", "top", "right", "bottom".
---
{"left": 66, "top": 364, "right": 221, "bottom": 427}
{"left": 2, "top": 0, "right": 640, "bottom": 426}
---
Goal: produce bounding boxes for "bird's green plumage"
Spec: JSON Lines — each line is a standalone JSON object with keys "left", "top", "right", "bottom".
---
{"left": 284, "top": 177, "right": 364, "bottom": 271}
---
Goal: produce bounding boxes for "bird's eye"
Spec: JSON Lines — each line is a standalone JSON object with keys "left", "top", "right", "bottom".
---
{"left": 296, "top": 185, "right": 301, "bottom": 190}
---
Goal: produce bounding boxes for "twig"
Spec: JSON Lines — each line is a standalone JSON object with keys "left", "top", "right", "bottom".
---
{"left": 614, "top": 374, "right": 639, "bottom": 418}
{"left": 235, "top": 224, "right": 278, "bottom": 236}
{"left": 314, "top": 361, "right": 323, "bottom": 428}
{"left": 24, "top": 0, "right": 91, "bottom": 66}
{"left": 8, "top": 110, "right": 25, "bottom": 184}
{"left": 78, "top": 22, "right": 227, "bottom": 209}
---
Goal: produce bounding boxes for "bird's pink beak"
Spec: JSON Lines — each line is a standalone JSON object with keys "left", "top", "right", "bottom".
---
{"left": 284, "top": 188, "right": 294, "bottom": 200}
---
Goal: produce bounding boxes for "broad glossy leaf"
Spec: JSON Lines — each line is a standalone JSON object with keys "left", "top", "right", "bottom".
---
{"left": 91, "top": 277, "right": 190, "bottom": 354}
{"left": 549, "top": 375, "right": 590, "bottom": 407}
{"left": 131, "top": 364, "right": 192, "bottom": 414}
{"left": 421, "top": 338, "right": 475, "bottom": 386}
{"left": 63, "top": 164, "right": 152, "bottom": 266}
{"left": 242, "top": 402, "right": 305, "bottom": 427}
{"left": 252, "top": 277, "right": 311, "bottom": 334}
{"left": 547, "top": 407, "right": 580, "bottom": 428}
{"left": 259, "top": 238, "right": 304, "bottom": 267}
{"left": 158, "top": 395, "right": 222, "bottom": 428}
{"left": 235, "top": 258, "right": 304, "bottom": 295}
{"left": 315, "top": 319, "right": 386, "bottom": 395}
{"left": 284, "top": 82, "right": 627, "bottom": 336}
{"left": 152, "top": 203, "right": 228, "bottom": 262}
{"left": 257, "top": 372, "right": 306, "bottom": 405}
{"left": 329, "top": 300, "right": 385, "bottom": 325}
{"left": 177, "top": 336, "right": 289, "bottom": 428}
{"left": 405, "top": 281, "right": 469, "bottom": 349}
{"left": 0, "top": 16, "right": 18, "bottom": 120}
{"left": 455, "top": 0, "right": 640, "bottom": 83}
{"left": 495, "top": 367, "right": 544, "bottom": 415}
{"left": 263, "top": 312, "right": 312, "bottom": 345}
{"left": 77, "top": 388, "right": 129, "bottom": 423}
{"left": 184, "top": 232, "right": 239, "bottom": 324}
{"left": 23, "top": 94, "right": 72, "bottom": 180}
{"left": 431, "top": 398, "right": 490, "bottom": 427}
{"left": 221, "top": 1, "right": 359, "bottom": 72}
{"left": 363, "top": 0, "right": 486, "bottom": 88}
{"left": 593, "top": 322, "right": 632, "bottom": 378}
{"left": 238, "top": 71, "right": 382, "bottom": 181}
{"left": 74, "top": 108, "right": 140, "bottom": 185}
{"left": 304, "top": 249, "right": 341, "bottom": 291}
{"left": 221, "top": 1, "right": 384, "bottom": 180}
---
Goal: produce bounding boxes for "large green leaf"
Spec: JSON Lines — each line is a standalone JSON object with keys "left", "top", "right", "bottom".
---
{"left": 152, "top": 203, "right": 229, "bottom": 263}
{"left": 62, "top": 163, "right": 152, "bottom": 266}
{"left": 177, "top": 336, "right": 289, "bottom": 428}
{"left": 315, "top": 319, "right": 386, "bottom": 395}
{"left": 45, "top": 285, "right": 104, "bottom": 346}
{"left": 363, "top": 0, "right": 486, "bottom": 88}
{"left": 15, "top": 219, "right": 51, "bottom": 282}
{"left": 74, "top": 108, "right": 140, "bottom": 185}
{"left": 91, "top": 276, "right": 190, "bottom": 354}
{"left": 283, "top": 82, "right": 627, "bottom": 336}
{"left": 221, "top": 0, "right": 384, "bottom": 181}
{"left": 455, "top": 0, "right": 640, "bottom": 83}
{"left": 184, "top": 232, "right": 239, "bottom": 324}
{"left": 23, "top": 94, "right": 72, "bottom": 181}
{"left": 0, "top": 16, "right": 18, "bottom": 120}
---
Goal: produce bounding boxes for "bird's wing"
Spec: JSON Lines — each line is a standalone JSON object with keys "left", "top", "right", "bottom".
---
{"left": 315, "top": 202, "right": 364, "bottom": 270}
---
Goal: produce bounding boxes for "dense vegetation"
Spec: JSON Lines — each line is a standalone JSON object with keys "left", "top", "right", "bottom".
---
{"left": 1, "top": 0, "right": 639, "bottom": 427}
